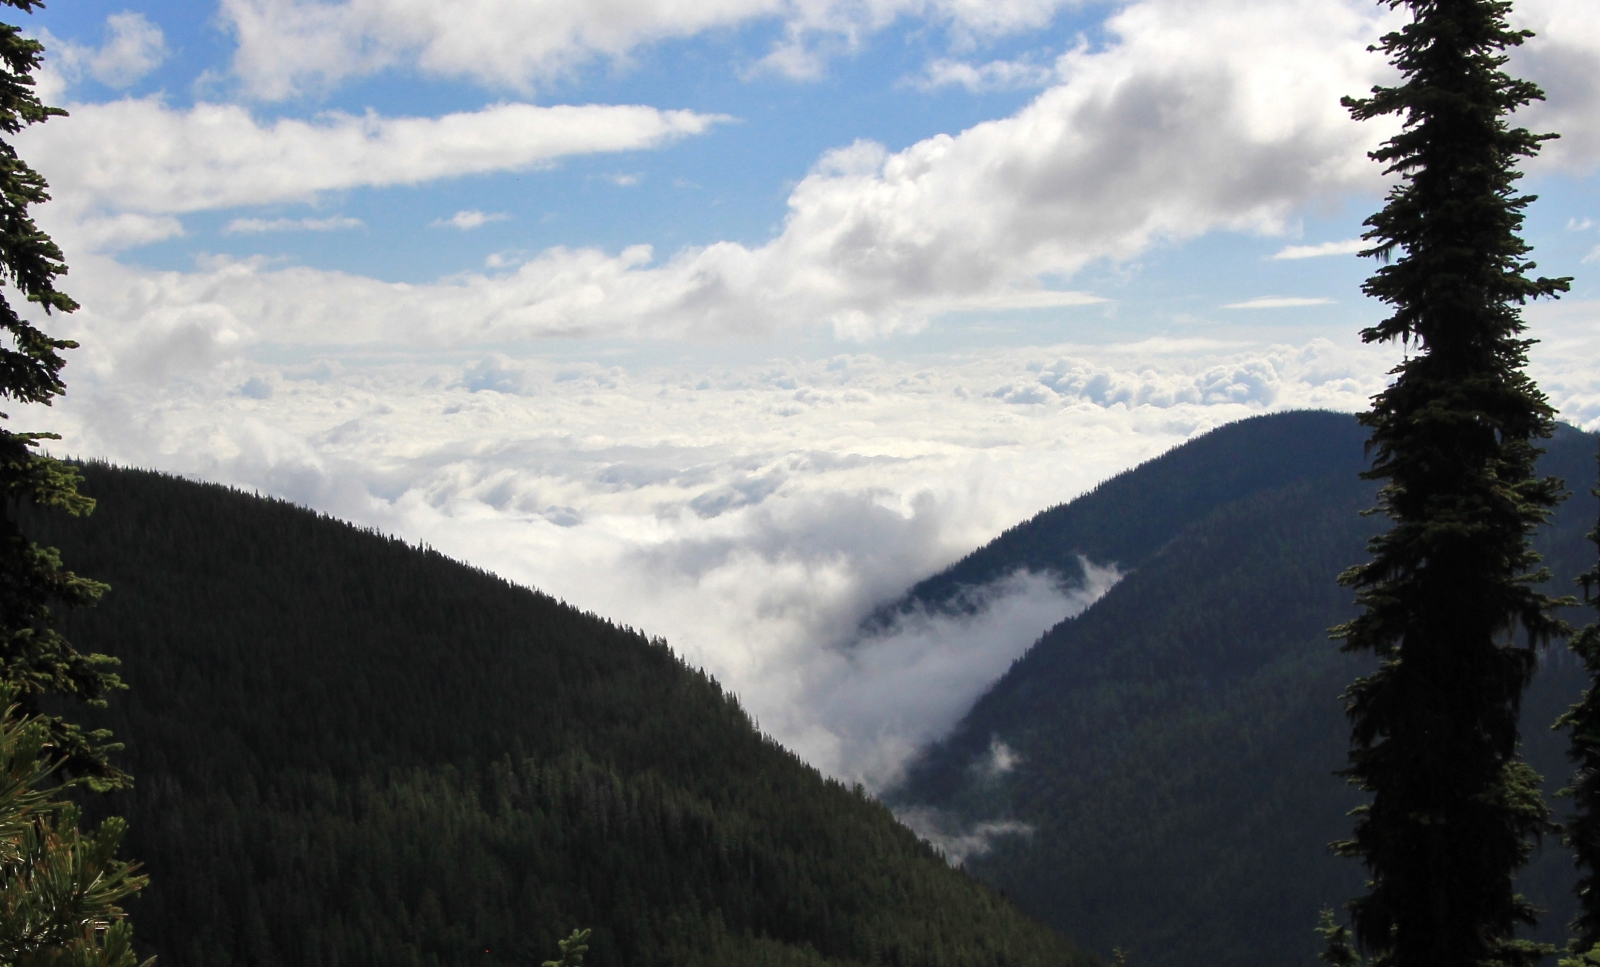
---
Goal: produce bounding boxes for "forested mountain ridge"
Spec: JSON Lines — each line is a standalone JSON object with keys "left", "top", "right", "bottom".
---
{"left": 21, "top": 466, "right": 1093, "bottom": 967}
{"left": 887, "top": 413, "right": 1598, "bottom": 967}
{"left": 867, "top": 410, "right": 1370, "bottom": 628}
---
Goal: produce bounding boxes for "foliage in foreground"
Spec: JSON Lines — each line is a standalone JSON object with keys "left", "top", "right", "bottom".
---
{"left": 890, "top": 414, "right": 1600, "bottom": 967}
{"left": 0, "top": 688, "right": 146, "bottom": 967}
{"left": 1333, "top": 0, "right": 1571, "bottom": 961}
{"left": 0, "top": 0, "right": 125, "bottom": 791}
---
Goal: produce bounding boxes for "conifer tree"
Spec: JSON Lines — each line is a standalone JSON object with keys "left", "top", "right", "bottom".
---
{"left": 0, "top": 0, "right": 124, "bottom": 789}
{"left": 1332, "top": 0, "right": 1570, "bottom": 964}
{"left": 1559, "top": 457, "right": 1600, "bottom": 952}
{"left": 0, "top": 688, "right": 148, "bottom": 967}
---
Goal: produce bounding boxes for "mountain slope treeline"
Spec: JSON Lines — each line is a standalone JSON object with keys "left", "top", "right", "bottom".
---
{"left": 889, "top": 412, "right": 1597, "bottom": 967}
{"left": 870, "top": 411, "right": 1370, "bottom": 627}
{"left": 22, "top": 466, "right": 1092, "bottom": 967}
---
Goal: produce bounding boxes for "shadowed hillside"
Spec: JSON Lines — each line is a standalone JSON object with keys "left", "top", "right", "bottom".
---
{"left": 868, "top": 410, "right": 1371, "bottom": 628}
{"left": 889, "top": 413, "right": 1597, "bottom": 967}
{"left": 23, "top": 466, "right": 1092, "bottom": 967}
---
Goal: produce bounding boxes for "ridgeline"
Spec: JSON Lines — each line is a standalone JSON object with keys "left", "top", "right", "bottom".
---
{"left": 24, "top": 465, "right": 1091, "bottom": 967}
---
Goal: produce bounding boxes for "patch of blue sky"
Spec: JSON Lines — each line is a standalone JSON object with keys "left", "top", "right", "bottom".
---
{"left": 17, "top": 0, "right": 1598, "bottom": 362}
{"left": 27, "top": 0, "right": 1118, "bottom": 284}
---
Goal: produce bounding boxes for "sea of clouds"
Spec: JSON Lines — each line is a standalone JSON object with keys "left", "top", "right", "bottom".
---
{"left": 34, "top": 323, "right": 1590, "bottom": 787}
{"left": 8, "top": 0, "right": 1599, "bottom": 788}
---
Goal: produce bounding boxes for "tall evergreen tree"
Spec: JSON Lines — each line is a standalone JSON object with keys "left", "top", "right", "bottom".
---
{"left": 1560, "top": 454, "right": 1600, "bottom": 952}
{"left": 1332, "top": 0, "right": 1571, "bottom": 964}
{"left": 0, "top": 0, "right": 123, "bottom": 789}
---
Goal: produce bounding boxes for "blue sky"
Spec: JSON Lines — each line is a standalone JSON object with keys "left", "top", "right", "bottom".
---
{"left": 20, "top": 0, "right": 1598, "bottom": 347}
{"left": 12, "top": 0, "right": 1600, "bottom": 784}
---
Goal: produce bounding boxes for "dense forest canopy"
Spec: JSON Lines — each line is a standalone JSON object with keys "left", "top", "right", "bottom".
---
{"left": 890, "top": 413, "right": 1600, "bottom": 967}
{"left": 24, "top": 464, "right": 1092, "bottom": 967}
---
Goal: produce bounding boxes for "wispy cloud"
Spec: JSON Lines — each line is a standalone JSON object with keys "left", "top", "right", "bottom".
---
{"left": 434, "top": 210, "right": 510, "bottom": 231}
{"left": 220, "top": 0, "right": 1076, "bottom": 99}
{"left": 225, "top": 215, "right": 364, "bottom": 234}
{"left": 896, "top": 806, "right": 1035, "bottom": 865}
{"left": 1270, "top": 238, "right": 1366, "bottom": 259}
{"left": 21, "top": 100, "right": 728, "bottom": 250}
{"left": 906, "top": 56, "right": 1056, "bottom": 92}
{"left": 1222, "top": 296, "right": 1336, "bottom": 309}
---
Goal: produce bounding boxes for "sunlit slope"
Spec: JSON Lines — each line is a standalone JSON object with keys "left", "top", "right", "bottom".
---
{"left": 889, "top": 413, "right": 1597, "bottom": 967}
{"left": 26, "top": 467, "right": 1093, "bottom": 967}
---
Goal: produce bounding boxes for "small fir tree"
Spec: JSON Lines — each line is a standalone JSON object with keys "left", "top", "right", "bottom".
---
{"left": 1331, "top": 0, "right": 1571, "bottom": 964}
{"left": 1560, "top": 454, "right": 1600, "bottom": 952}
{"left": 541, "top": 929, "right": 590, "bottom": 967}
{"left": 0, "top": 0, "right": 124, "bottom": 789}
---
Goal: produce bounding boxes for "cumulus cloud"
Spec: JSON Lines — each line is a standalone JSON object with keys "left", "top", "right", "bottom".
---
{"left": 220, "top": 0, "right": 1075, "bottom": 99}
{"left": 64, "top": 213, "right": 186, "bottom": 252}
{"left": 20, "top": 99, "right": 726, "bottom": 250}
{"left": 434, "top": 210, "right": 510, "bottom": 231}
{"left": 1510, "top": 0, "right": 1600, "bottom": 172}
{"left": 39, "top": 13, "right": 167, "bottom": 91}
{"left": 225, "top": 215, "right": 365, "bottom": 233}
{"left": 27, "top": 0, "right": 1403, "bottom": 339}
{"left": 29, "top": 0, "right": 1600, "bottom": 330}
{"left": 1523, "top": 300, "right": 1600, "bottom": 427}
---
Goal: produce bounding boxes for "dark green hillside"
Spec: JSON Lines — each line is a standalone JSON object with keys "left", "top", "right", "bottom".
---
{"left": 869, "top": 410, "right": 1369, "bottom": 627}
{"left": 889, "top": 414, "right": 1598, "bottom": 967}
{"left": 20, "top": 466, "right": 1092, "bottom": 967}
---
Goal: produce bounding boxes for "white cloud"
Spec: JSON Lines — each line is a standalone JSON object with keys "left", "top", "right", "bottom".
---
{"left": 1510, "top": 0, "right": 1600, "bottom": 173}
{"left": 39, "top": 13, "right": 167, "bottom": 92}
{"left": 896, "top": 806, "right": 1034, "bottom": 865}
{"left": 225, "top": 215, "right": 365, "bottom": 233}
{"left": 30, "top": 307, "right": 1584, "bottom": 786}
{"left": 68, "top": 0, "right": 1397, "bottom": 341}
{"left": 31, "top": 0, "right": 1600, "bottom": 329}
{"left": 1522, "top": 300, "right": 1600, "bottom": 428}
{"left": 1222, "top": 296, "right": 1336, "bottom": 309}
{"left": 221, "top": 0, "right": 1076, "bottom": 99}
{"left": 21, "top": 322, "right": 1420, "bottom": 783}
{"left": 905, "top": 56, "right": 1056, "bottom": 92}
{"left": 434, "top": 210, "right": 510, "bottom": 231}
{"left": 20, "top": 99, "right": 727, "bottom": 250}
{"left": 65, "top": 213, "right": 186, "bottom": 252}
{"left": 9, "top": 0, "right": 1594, "bottom": 791}
{"left": 1271, "top": 238, "right": 1366, "bottom": 259}
{"left": 799, "top": 564, "right": 1120, "bottom": 786}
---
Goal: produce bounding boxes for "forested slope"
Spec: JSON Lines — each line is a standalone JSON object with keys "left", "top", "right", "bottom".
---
{"left": 889, "top": 414, "right": 1597, "bottom": 967}
{"left": 869, "top": 410, "right": 1369, "bottom": 627}
{"left": 22, "top": 467, "right": 1091, "bottom": 967}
